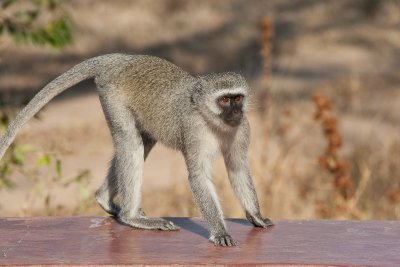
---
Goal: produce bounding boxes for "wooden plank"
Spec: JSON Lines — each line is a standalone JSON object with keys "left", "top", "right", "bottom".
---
{"left": 0, "top": 217, "right": 399, "bottom": 266}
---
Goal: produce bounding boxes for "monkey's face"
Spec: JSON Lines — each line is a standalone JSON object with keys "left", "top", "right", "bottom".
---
{"left": 217, "top": 94, "right": 244, "bottom": 127}
{"left": 195, "top": 73, "right": 249, "bottom": 131}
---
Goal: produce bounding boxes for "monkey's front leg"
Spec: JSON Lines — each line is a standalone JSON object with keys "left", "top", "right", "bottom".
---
{"left": 223, "top": 130, "right": 273, "bottom": 228}
{"left": 184, "top": 150, "right": 236, "bottom": 246}
{"left": 226, "top": 164, "right": 273, "bottom": 228}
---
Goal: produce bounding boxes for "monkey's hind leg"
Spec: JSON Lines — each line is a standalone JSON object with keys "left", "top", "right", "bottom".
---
{"left": 95, "top": 157, "right": 120, "bottom": 216}
{"left": 97, "top": 89, "right": 178, "bottom": 231}
{"left": 95, "top": 132, "right": 156, "bottom": 217}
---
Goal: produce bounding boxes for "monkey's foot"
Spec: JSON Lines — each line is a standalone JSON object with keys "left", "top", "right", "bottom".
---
{"left": 118, "top": 217, "right": 180, "bottom": 231}
{"left": 246, "top": 211, "right": 274, "bottom": 228}
{"left": 210, "top": 234, "right": 237, "bottom": 247}
{"left": 137, "top": 208, "right": 147, "bottom": 218}
{"left": 95, "top": 193, "right": 120, "bottom": 216}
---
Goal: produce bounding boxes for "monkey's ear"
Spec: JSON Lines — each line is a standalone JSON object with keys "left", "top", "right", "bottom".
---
{"left": 191, "top": 79, "right": 204, "bottom": 104}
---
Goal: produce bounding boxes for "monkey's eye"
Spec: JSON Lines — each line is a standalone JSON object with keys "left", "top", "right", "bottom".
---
{"left": 219, "top": 96, "right": 230, "bottom": 106}
{"left": 234, "top": 95, "right": 243, "bottom": 103}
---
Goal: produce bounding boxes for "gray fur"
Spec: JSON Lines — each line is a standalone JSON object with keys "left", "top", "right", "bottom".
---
{"left": 0, "top": 54, "right": 272, "bottom": 246}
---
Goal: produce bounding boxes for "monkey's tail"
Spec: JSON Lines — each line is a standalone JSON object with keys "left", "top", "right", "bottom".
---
{"left": 0, "top": 58, "right": 97, "bottom": 161}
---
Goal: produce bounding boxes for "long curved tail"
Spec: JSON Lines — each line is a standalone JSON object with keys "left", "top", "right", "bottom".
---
{"left": 0, "top": 58, "right": 97, "bottom": 160}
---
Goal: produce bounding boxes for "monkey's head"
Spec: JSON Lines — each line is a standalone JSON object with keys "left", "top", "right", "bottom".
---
{"left": 193, "top": 72, "right": 249, "bottom": 131}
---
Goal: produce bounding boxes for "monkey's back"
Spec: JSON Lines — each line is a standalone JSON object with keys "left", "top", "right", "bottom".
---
{"left": 94, "top": 54, "right": 197, "bottom": 149}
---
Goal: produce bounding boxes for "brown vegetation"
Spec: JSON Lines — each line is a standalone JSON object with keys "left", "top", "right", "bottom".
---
{"left": 0, "top": 1, "right": 399, "bottom": 220}
{"left": 313, "top": 91, "right": 354, "bottom": 199}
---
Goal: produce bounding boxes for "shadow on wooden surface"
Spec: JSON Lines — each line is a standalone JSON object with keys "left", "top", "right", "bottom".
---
{"left": 0, "top": 217, "right": 399, "bottom": 266}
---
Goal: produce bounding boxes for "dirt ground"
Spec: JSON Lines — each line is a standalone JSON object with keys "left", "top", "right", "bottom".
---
{"left": 1, "top": 0, "right": 399, "bottom": 219}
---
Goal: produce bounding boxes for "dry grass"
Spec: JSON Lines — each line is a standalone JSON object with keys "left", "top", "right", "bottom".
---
{"left": 138, "top": 15, "right": 400, "bottom": 221}
{"left": 1, "top": 1, "right": 399, "bottom": 221}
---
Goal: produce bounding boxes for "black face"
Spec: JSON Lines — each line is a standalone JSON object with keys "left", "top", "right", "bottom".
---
{"left": 217, "top": 94, "right": 244, "bottom": 127}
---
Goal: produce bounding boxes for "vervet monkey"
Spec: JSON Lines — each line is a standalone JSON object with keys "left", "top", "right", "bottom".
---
{"left": 0, "top": 54, "right": 273, "bottom": 246}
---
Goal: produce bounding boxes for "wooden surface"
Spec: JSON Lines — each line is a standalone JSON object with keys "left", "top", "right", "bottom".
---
{"left": 0, "top": 217, "right": 399, "bottom": 266}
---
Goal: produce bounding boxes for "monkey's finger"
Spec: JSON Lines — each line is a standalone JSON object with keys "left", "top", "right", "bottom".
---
{"left": 157, "top": 220, "right": 179, "bottom": 231}
{"left": 250, "top": 217, "right": 263, "bottom": 227}
{"left": 213, "top": 235, "right": 236, "bottom": 247}
{"left": 166, "top": 221, "right": 180, "bottom": 230}
{"left": 222, "top": 239, "right": 229, "bottom": 246}
{"left": 249, "top": 215, "right": 270, "bottom": 228}
{"left": 159, "top": 224, "right": 172, "bottom": 231}
{"left": 211, "top": 236, "right": 222, "bottom": 246}
{"left": 225, "top": 236, "right": 236, "bottom": 246}
{"left": 263, "top": 218, "right": 274, "bottom": 227}
{"left": 256, "top": 217, "right": 273, "bottom": 228}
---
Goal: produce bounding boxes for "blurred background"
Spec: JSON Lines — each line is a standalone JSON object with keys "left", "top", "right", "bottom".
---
{"left": 0, "top": 0, "right": 399, "bottom": 220}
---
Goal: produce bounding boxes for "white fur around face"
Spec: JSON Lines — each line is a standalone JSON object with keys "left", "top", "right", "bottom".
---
{"left": 213, "top": 87, "right": 248, "bottom": 98}
{"left": 206, "top": 87, "right": 249, "bottom": 115}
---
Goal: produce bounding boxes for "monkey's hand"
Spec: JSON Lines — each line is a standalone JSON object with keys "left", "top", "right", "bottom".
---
{"left": 209, "top": 234, "right": 237, "bottom": 247}
{"left": 246, "top": 211, "right": 274, "bottom": 228}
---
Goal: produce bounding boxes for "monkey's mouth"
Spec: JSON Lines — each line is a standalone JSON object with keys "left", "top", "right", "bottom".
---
{"left": 219, "top": 108, "right": 243, "bottom": 127}
{"left": 224, "top": 117, "right": 242, "bottom": 127}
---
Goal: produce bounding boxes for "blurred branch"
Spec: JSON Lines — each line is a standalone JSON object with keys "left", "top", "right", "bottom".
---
{"left": 313, "top": 91, "right": 355, "bottom": 200}
{"left": 258, "top": 17, "right": 273, "bottom": 116}
{"left": 0, "top": 0, "right": 72, "bottom": 49}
